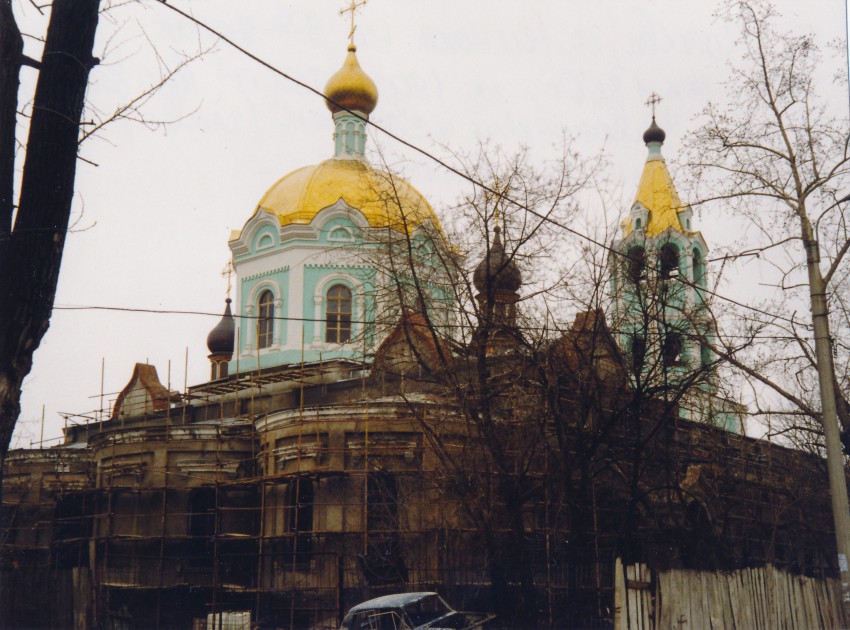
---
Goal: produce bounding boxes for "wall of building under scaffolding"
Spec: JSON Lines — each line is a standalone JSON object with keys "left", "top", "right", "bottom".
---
{"left": 1, "top": 362, "right": 613, "bottom": 629}
{"left": 1, "top": 357, "right": 841, "bottom": 629}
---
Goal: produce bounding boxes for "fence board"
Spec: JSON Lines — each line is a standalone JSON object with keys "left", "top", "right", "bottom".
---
{"left": 640, "top": 563, "right": 651, "bottom": 630}
{"left": 695, "top": 570, "right": 707, "bottom": 630}
{"left": 620, "top": 560, "right": 848, "bottom": 630}
{"left": 658, "top": 570, "right": 672, "bottom": 630}
{"left": 615, "top": 557, "right": 627, "bottom": 630}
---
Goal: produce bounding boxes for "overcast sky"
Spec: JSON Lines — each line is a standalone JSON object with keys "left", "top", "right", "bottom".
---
{"left": 10, "top": 0, "right": 848, "bottom": 447}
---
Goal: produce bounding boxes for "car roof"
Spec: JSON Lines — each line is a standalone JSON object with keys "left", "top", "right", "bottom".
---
{"left": 348, "top": 592, "right": 438, "bottom": 614}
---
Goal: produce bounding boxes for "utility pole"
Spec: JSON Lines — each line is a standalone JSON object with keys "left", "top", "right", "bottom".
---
{"left": 807, "top": 195, "right": 850, "bottom": 618}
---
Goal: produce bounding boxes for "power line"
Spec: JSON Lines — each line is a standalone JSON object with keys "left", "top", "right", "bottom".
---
{"left": 52, "top": 303, "right": 818, "bottom": 342}
{"left": 151, "top": 0, "right": 818, "bottom": 332}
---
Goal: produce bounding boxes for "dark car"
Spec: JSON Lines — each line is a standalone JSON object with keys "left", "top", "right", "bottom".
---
{"left": 340, "top": 592, "right": 493, "bottom": 630}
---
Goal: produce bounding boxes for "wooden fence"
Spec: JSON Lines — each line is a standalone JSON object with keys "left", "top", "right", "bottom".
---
{"left": 614, "top": 559, "right": 849, "bottom": 630}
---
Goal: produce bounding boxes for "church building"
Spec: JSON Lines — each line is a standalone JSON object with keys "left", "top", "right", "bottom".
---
{"left": 0, "top": 33, "right": 845, "bottom": 630}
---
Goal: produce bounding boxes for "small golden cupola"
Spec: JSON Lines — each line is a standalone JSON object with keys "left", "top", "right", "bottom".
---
{"left": 324, "top": 44, "right": 378, "bottom": 160}
{"left": 234, "top": 42, "right": 441, "bottom": 239}
{"left": 324, "top": 44, "right": 378, "bottom": 116}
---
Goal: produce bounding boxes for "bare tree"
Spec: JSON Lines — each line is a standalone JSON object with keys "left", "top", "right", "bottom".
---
{"left": 0, "top": 1, "right": 207, "bottom": 502}
{"left": 684, "top": 0, "right": 850, "bottom": 611}
{"left": 0, "top": 0, "right": 101, "bottom": 482}
{"left": 364, "top": 143, "right": 728, "bottom": 628}
{"left": 687, "top": 0, "right": 850, "bottom": 443}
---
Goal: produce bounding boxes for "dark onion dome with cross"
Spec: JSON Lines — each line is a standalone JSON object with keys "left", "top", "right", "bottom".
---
{"left": 207, "top": 298, "right": 235, "bottom": 356}
{"left": 643, "top": 117, "right": 666, "bottom": 145}
{"left": 473, "top": 226, "right": 522, "bottom": 294}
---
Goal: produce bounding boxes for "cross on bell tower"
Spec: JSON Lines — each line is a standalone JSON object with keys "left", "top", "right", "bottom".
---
{"left": 645, "top": 92, "right": 663, "bottom": 119}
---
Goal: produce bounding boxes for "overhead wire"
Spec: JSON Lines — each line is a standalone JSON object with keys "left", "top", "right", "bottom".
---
{"left": 51, "top": 303, "right": 819, "bottom": 342}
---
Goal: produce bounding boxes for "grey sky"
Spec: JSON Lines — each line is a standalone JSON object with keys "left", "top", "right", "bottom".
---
{"left": 11, "top": 0, "right": 847, "bottom": 446}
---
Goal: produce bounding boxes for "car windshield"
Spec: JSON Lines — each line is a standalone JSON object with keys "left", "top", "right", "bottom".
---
{"left": 402, "top": 595, "right": 452, "bottom": 627}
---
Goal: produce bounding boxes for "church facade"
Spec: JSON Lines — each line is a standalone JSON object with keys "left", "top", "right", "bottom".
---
{"left": 0, "top": 40, "right": 845, "bottom": 630}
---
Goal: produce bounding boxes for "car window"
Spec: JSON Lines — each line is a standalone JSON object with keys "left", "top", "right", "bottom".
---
{"left": 404, "top": 595, "right": 451, "bottom": 627}
{"left": 359, "top": 610, "right": 409, "bottom": 630}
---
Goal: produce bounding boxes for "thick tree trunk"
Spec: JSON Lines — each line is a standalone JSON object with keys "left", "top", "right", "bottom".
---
{"left": 0, "top": 0, "right": 100, "bottom": 488}
{"left": 0, "top": 0, "right": 21, "bottom": 237}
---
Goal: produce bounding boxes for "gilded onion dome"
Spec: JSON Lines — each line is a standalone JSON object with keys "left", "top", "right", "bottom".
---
{"left": 473, "top": 226, "right": 522, "bottom": 293}
{"left": 232, "top": 42, "right": 442, "bottom": 238}
{"left": 324, "top": 44, "right": 378, "bottom": 116}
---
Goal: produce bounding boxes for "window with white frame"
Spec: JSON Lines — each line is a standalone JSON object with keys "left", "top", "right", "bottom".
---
{"left": 257, "top": 290, "right": 275, "bottom": 350}
{"left": 325, "top": 284, "right": 352, "bottom": 343}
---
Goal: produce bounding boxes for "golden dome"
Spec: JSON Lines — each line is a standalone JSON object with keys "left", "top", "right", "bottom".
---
{"left": 324, "top": 44, "right": 378, "bottom": 115}
{"left": 250, "top": 158, "right": 440, "bottom": 235}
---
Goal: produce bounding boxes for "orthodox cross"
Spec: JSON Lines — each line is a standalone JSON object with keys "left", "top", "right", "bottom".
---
{"left": 492, "top": 177, "right": 501, "bottom": 230}
{"left": 491, "top": 177, "right": 513, "bottom": 230}
{"left": 340, "top": 0, "right": 367, "bottom": 46}
{"left": 645, "top": 92, "right": 662, "bottom": 118}
{"left": 221, "top": 260, "right": 234, "bottom": 299}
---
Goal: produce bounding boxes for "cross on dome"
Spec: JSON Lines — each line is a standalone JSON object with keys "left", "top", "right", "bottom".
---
{"left": 221, "top": 260, "right": 234, "bottom": 299}
{"left": 645, "top": 92, "right": 663, "bottom": 119}
{"left": 340, "top": 0, "right": 367, "bottom": 47}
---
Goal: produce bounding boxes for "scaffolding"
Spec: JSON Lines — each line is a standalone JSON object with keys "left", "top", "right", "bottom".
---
{"left": 1, "top": 355, "right": 842, "bottom": 630}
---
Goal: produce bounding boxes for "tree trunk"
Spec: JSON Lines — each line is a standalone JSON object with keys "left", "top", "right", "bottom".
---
{"left": 0, "top": 0, "right": 21, "bottom": 237}
{"left": 0, "top": 0, "right": 101, "bottom": 496}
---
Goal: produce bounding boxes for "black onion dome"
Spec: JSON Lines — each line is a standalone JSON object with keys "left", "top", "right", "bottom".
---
{"left": 643, "top": 117, "right": 666, "bottom": 144}
{"left": 207, "top": 298, "right": 235, "bottom": 355}
{"left": 473, "top": 226, "right": 522, "bottom": 293}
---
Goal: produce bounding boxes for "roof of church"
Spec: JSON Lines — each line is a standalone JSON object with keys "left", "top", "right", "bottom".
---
{"left": 251, "top": 158, "right": 440, "bottom": 235}
{"left": 634, "top": 156, "right": 685, "bottom": 238}
{"left": 111, "top": 363, "right": 178, "bottom": 421}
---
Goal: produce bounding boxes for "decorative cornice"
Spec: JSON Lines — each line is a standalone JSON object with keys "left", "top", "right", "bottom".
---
{"left": 303, "top": 263, "right": 370, "bottom": 270}
{"left": 244, "top": 266, "right": 290, "bottom": 282}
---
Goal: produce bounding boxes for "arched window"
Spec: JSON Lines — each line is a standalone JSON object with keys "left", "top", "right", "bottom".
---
{"left": 700, "top": 343, "right": 712, "bottom": 370}
{"left": 328, "top": 226, "right": 353, "bottom": 241}
{"left": 256, "top": 233, "right": 274, "bottom": 250}
{"left": 326, "top": 284, "right": 352, "bottom": 343}
{"left": 257, "top": 290, "right": 275, "bottom": 349}
{"left": 693, "top": 249, "right": 706, "bottom": 287}
{"left": 631, "top": 334, "right": 646, "bottom": 372}
{"left": 662, "top": 330, "right": 682, "bottom": 367}
{"left": 626, "top": 246, "right": 646, "bottom": 284}
{"left": 659, "top": 243, "right": 679, "bottom": 279}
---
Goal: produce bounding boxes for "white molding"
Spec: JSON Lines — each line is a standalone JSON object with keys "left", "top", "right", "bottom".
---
{"left": 230, "top": 209, "right": 279, "bottom": 257}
